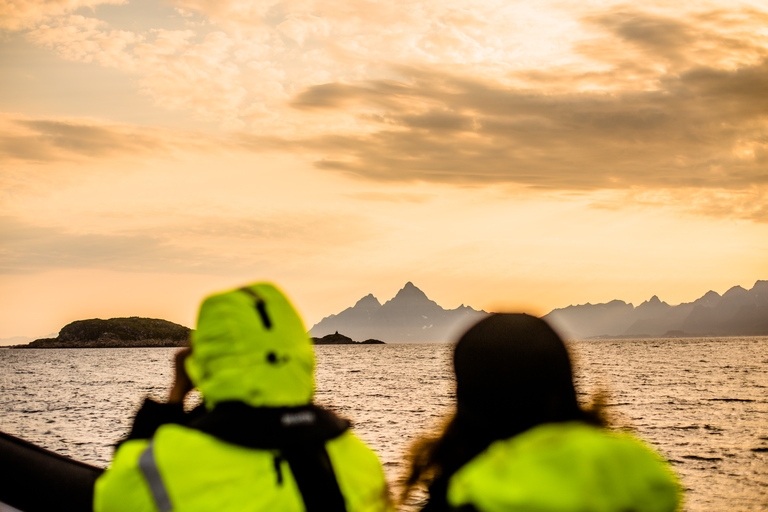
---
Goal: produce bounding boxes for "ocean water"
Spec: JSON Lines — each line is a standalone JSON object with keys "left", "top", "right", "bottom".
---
{"left": 0, "top": 338, "right": 766, "bottom": 511}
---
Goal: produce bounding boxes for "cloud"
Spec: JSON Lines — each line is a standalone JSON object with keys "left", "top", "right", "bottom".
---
{"left": 174, "top": 210, "right": 377, "bottom": 247}
{"left": 0, "top": 113, "right": 211, "bottom": 162}
{"left": 2, "top": 0, "right": 577, "bottom": 127}
{"left": 341, "top": 191, "right": 436, "bottom": 204}
{"left": 15, "top": 119, "right": 163, "bottom": 157}
{"left": 281, "top": 8, "right": 768, "bottom": 193}
{"left": 580, "top": 8, "right": 768, "bottom": 70}
{"left": 12, "top": 1, "right": 767, "bottom": 135}
{"left": 24, "top": 16, "right": 249, "bottom": 125}
{"left": 0, "top": 215, "right": 197, "bottom": 274}
{"left": 0, "top": 210, "right": 380, "bottom": 274}
{"left": 134, "top": 30, "right": 248, "bottom": 125}
{"left": 0, "top": 0, "right": 126, "bottom": 31}
{"left": 685, "top": 188, "right": 768, "bottom": 223}
{"left": 290, "top": 80, "right": 416, "bottom": 111}
{"left": 6, "top": 2, "right": 767, "bottom": 210}
{"left": 26, "top": 14, "right": 141, "bottom": 69}
{"left": 589, "top": 187, "right": 768, "bottom": 224}
{"left": 284, "top": 58, "right": 768, "bottom": 190}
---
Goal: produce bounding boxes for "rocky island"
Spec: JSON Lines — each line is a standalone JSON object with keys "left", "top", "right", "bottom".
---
{"left": 12, "top": 318, "right": 381, "bottom": 348}
{"left": 15, "top": 317, "right": 191, "bottom": 348}
{"left": 312, "top": 332, "right": 385, "bottom": 345}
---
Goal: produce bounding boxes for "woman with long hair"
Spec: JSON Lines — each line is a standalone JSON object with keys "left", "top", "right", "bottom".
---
{"left": 401, "top": 313, "right": 681, "bottom": 512}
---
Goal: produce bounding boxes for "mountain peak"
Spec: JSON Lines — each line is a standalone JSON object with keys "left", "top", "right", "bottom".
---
{"left": 354, "top": 293, "right": 381, "bottom": 308}
{"left": 637, "top": 295, "right": 669, "bottom": 310}
{"left": 310, "top": 282, "right": 488, "bottom": 342}
{"left": 723, "top": 285, "right": 748, "bottom": 298}
{"left": 691, "top": 290, "right": 722, "bottom": 307}
{"left": 394, "top": 282, "right": 429, "bottom": 301}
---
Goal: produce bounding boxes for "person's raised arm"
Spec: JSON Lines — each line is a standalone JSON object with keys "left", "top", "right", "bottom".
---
{"left": 168, "top": 347, "right": 193, "bottom": 404}
{"left": 121, "top": 348, "right": 197, "bottom": 442}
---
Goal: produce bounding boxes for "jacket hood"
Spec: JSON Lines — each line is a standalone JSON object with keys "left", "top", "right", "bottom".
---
{"left": 186, "top": 283, "right": 315, "bottom": 408}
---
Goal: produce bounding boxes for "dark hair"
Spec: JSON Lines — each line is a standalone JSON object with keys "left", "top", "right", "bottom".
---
{"left": 401, "top": 314, "right": 606, "bottom": 507}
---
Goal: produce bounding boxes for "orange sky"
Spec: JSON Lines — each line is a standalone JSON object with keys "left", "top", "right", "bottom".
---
{"left": 1, "top": 0, "right": 767, "bottom": 341}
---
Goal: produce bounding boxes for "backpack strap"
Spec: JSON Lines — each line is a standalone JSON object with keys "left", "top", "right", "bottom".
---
{"left": 282, "top": 444, "right": 347, "bottom": 512}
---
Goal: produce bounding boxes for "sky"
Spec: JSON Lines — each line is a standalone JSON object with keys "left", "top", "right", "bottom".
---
{"left": 1, "top": 0, "right": 767, "bottom": 342}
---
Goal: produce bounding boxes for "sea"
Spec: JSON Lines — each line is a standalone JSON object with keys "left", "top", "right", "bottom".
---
{"left": 1, "top": 338, "right": 766, "bottom": 511}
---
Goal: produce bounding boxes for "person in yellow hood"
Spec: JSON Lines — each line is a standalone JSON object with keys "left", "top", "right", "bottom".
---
{"left": 94, "top": 282, "right": 392, "bottom": 512}
{"left": 401, "top": 313, "right": 682, "bottom": 512}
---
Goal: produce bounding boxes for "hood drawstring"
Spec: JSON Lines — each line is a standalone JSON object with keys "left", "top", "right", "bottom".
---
{"left": 239, "top": 287, "right": 273, "bottom": 330}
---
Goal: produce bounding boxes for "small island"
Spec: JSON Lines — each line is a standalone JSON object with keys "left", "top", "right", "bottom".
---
{"left": 312, "top": 332, "right": 385, "bottom": 345}
{"left": 15, "top": 317, "right": 191, "bottom": 348}
{"left": 12, "top": 319, "right": 383, "bottom": 348}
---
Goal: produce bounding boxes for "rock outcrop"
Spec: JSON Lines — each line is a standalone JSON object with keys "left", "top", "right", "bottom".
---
{"left": 16, "top": 317, "right": 190, "bottom": 348}
{"left": 311, "top": 332, "right": 385, "bottom": 345}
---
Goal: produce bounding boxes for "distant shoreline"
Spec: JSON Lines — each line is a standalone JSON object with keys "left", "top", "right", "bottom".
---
{"left": 311, "top": 332, "right": 385, "bottom": 345}
{"left": 583, "top": 330, "right": 723, "bottom": 340}
{"left": 10, "top": 338, "right": 387, "bottom": 348}
{"left": 8, "top": 334, "right": 765, "bottom": 348}
{"left": 8, "top": 333, "right": 764, "bottom": 348}
{"left": 9, "top": 323, "right": 385, "bottom": 348}
{"left": 11, "top": 339, "right": 188, "bottom": 349}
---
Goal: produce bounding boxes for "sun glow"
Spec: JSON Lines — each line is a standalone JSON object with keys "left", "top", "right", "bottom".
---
{"left": 1, "top": 0, "right": 767, "bottom": 340}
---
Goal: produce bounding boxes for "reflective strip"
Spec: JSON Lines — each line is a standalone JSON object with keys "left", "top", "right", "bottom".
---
{"left": 138, "top": 441, "right": 173, "bottom": 512}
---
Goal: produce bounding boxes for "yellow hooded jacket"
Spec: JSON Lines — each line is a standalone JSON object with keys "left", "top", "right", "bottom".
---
{"left": 94, "top": 283, "right": 392, "bottom": 512}
{"left": 447, "top": 421, "right": 682, "bottom": 512}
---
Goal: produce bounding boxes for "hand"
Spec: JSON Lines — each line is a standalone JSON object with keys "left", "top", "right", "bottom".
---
{"left": 168, "top": 347, "right": 194, "bottom": 404}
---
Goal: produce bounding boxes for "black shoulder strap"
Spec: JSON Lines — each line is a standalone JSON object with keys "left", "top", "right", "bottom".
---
{"left": 282, "top": 444, "right": 347, "bottom": 512}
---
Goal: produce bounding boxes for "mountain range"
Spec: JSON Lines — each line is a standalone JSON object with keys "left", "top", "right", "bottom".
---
{"left": 310, "top": 280, "right": 768, "bottom": 342}
{"left": 543, "top": 280, "right": 768, "bottom": 339}
{"left": 309, "top": 282, "right": 488, "bottom": 342}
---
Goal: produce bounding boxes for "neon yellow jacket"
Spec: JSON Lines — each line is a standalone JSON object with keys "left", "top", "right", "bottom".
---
{"left": 94, "top": 423, "right": 391, "bottom": 512}
{"left": 448, "top": 422, "right": 682, "bottom": 512}
{"left": 94, "top": 283, "right": 392, "bottom": 512}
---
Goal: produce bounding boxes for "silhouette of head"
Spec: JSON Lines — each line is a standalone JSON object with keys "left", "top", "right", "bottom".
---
{"left": 454, "top": 313, "right": 580, "bottom": 433}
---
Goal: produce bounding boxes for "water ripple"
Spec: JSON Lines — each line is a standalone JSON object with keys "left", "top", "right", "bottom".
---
{"left": 0, "top": 339, "right": 766, "bottom": 512}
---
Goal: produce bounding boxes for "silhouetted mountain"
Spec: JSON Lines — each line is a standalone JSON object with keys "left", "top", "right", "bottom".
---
{"left": 544, "top": 281, "right": 768, "bottom": 339}
{"left": 686, "top": 282, "right": 768, "bottom": 336}
{"left": 0, "top": 333, "right": 58, "bottom": 347}
{"left": 537, "top": 300, "right": 635, "bottom": 339}
{"left": 309, "top": 282, "right": 488, "bottom": 342}
{"left": 624, "top": 296, "right": 681, "bottom": 336}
